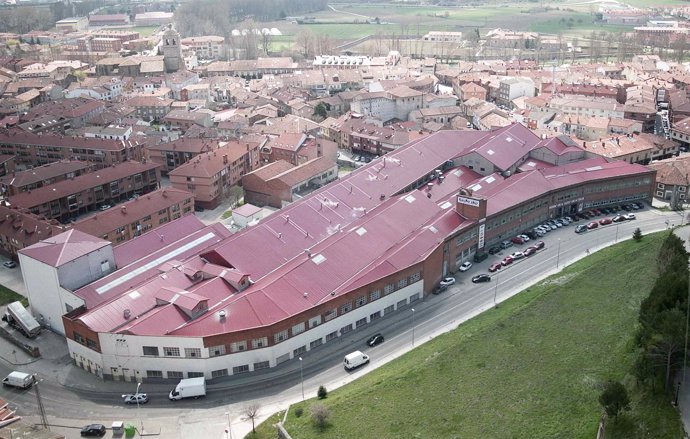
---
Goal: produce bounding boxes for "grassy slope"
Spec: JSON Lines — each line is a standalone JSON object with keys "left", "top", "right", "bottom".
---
{"left": 272, "top": 233, "right": 683, "bottom": 439}
{"left": 0, "top": 284, "right": 25, "bottom": 307}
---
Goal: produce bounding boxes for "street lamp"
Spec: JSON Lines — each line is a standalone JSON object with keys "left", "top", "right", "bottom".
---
{"left": 493, "top": 271, "right": 499, "bottom": 308}
{"left": 556, "top": 238, "right": 561, "bottom": 269}
{"left": 136, "top": 382, "right": 143, "bottom": 434}
{"left": 615, "top": 223, "right": 619, "bottom": 243}
{"left": 411, "top": 308, "right": 416, "bottom": 347}
{"left": 298, "top": 357, "right": 304, "bottom": 401}
{"left": 224, "top": 411, "right": 233, "bottom": 439}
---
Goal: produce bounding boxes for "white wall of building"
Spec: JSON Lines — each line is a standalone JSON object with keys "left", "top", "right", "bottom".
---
{"left": 57, "top": 247, "right": 115, "bottom": 292}
{"left": 18, "top": 255, "right": 85, "bottom": 334}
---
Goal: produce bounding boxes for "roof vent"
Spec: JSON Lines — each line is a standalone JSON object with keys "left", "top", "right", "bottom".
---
{"left": 303, "top": 292, "right": 308, "bottom": 298}
{"left": 123, "top": 309, "right": 131, "bottom": 319}
{"left": 219, "top": 310, "right": 226, "bottom": 319}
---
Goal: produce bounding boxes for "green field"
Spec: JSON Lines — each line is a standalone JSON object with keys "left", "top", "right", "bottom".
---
{"left": 131, "top": 26, "right": 160, "bottom": 37}
{"left": 0, "top": 284, "right": 25, "bottom": 307}
{"left": 263, "top": 232, "right": 683, "bottom": 439}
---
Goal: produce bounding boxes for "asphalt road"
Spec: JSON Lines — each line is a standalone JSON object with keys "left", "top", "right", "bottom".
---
{"left": 0, "top": 206, "right": 682, "bottom": 439}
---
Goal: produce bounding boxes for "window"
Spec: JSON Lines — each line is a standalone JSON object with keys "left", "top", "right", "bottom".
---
{"left": 209, "top": 345, "right": 226, "bottom": 357}
{"left": 355, "top": 296, "right": 366, "bottom": 307}
{"left": 254, "top": 361, "right": 270, "bottom": 370}
{"left": 164, "top": 347, "right": 180, "bottom": 357}
{"left": 274, "top": 330, "right": 288, "bottom": 344}
{"left": 370, "top": 290, "right": 381, "bottom": 301}
{"left": 384, "top": 304, "right": 395, "bottom": 315}
{"left": 188, "top": 372, "right": 204, "bottom": 378}
{"left": 143, "top": 346, "right": 159, "bottom": 356}
{"left": 167, "top": 371, "right": 183, "bottom": 379}
{"left": 185, "top": 348, "right": 201, "bottom": 358}
{"left": 232, "top": 365, "right": 249, "bottom": 374}
{"left": 384, "top": 283, "right": 395, "bottom": 295}
{"left": 309, "top": 316, "right": 321, "bottom": 328}
{"left": 310, "top": 338, "right": 323, "bottom": 349}
{"left": 146, "top": 370, "right": 163, "bottom": 378}
{"left": 211, "top": 369, "right": 228, "bottom": 379}
{"left": 292, "top": 322, "right": 305, "bottom": 336}
{"left": 252, "top": 337, "right": 267, "bottom": 349}
{"left": 341, "top": 302, "right": 352, "bottom": 314}
{"left": 341, "top": 324, "right": 353, "bottom": 334}
{"left": 231, "top": 341, "right": 246, "bottom": 352}
{"left": 409, "top": 271, "right": 421, "bottom": 283}
{"left": 398, "top": 278, "right": 408, "bottom": 289}
{"left": 324, "top": 308, "right": 337, "bottom": 321}
{"left": 356, "top": 318, "right": 368, "bottom": 327}
{"left": 326, "top": 331, "right": 338, "bottom": 342}
{"left": 293, "top": 345, "right": 306, "bottom": 357}
{"left": 74, "top": 332, "right": 84, "bottom": 344}
{"left": 370, "top": 311, "right": 381, "bottom": 321}
{"left": 409, "top": 293, "right": 421, "bottom": 303}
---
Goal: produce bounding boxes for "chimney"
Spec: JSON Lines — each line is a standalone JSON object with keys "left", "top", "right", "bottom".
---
{"left": 121, "top": 205, "right": 126, "bottom": 213}
{"left": 223, "top": 154, "right": 228, "bottom": 164}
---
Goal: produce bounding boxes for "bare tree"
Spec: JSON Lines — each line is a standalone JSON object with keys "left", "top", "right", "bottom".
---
{"left": 260, "top": 29, "right": 272, "bottom": 56}
{"left": 242, "top": 403, "right": 261, "bottom": 434}
{"left": 296, "top": 29, "right": 315, "bottom": 59}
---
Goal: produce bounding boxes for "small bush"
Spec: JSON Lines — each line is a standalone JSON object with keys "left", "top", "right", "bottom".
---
{"left": 294, "top": 407, "right": 303, "bottom": 418}
{"left": 633, "top": 228, "right": 643, "bottom": 242}
{"left": 310, "top": 403, "right": 331, "bottom": 430}
{"left": 317, "top": 385, "right": 328, "bottom": 399}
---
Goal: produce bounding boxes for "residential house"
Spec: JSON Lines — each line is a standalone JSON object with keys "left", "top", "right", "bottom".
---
{"left": 0, "top": 160, "right": 90, "bottom": 196}
{"left": 648, "top": 156, "right": 690, "bottom": 204}
{"left": 147, "top": 138, "right": 222, "bottom": 174}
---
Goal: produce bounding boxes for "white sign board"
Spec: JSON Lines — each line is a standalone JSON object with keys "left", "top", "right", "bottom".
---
{"left": 458, "top": 196, "right": 480, "bottom": 207}
{"left": 478, "top": 224, "right": 485, "bottom": 249}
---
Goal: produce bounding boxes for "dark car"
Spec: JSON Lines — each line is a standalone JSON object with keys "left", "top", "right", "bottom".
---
{"left": 81, "top": 424, "right": 106, "bottom": 437}
{"left": 575, "top": 224, "right": 588, "bottom": 234}
{"left": 612, "top": 215, "right": 626, "bottom": 223}
{"left": 524, "top": 246, "right": 537, "bottom": 256}
{"left": 3, "top": 261, "right": 16, "bottom": 268}
{"left": 473, "top": 252, "right": 489, "bottom": 263}
{"left": 488, "top": 246, "right": 501, "bottom": 255}
{"left": 367, "top": 333, "right": 384, "bottom": 347}
{"left": 472, "top": 274, "right": 491, "bottom": 283}
{"left": 534, "top": 240, "right": 545, "bottom": 250}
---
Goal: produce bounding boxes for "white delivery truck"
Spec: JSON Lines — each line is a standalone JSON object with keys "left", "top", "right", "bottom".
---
{"left": 2, "top": 371, "right": 34, "bottom": 389}
{"left": 343, "top": 350, "right": 370, "bottom": 370}
{"left": 3, "top": 301, "right": 41, "bottom": 338}
{"left": 169, "top": 377, "right": 206, "bottom": 400}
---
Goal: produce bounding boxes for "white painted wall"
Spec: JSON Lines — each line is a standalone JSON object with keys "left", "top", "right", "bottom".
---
{"left": 18, "top": 254, "right": 85, "bottom": 335}
{"left": 57, "top": 246, "right": 115, "bottom": 292}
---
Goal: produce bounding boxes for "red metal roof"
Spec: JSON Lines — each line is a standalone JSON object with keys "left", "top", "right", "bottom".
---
{"left": 19, "top": 229, "right": 110, "bottom": 267}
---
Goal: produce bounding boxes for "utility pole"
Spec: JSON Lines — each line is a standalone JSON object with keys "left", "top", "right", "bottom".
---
{"left": 34, "top": 375, "right": 49, "bottom": 430}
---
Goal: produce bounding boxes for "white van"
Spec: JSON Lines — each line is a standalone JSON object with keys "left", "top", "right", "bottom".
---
{"left": 343, "top": 350, "right": 369, "bottom": 370}
{"left": 2, "top": 371, "right": 34, "bottom": 389}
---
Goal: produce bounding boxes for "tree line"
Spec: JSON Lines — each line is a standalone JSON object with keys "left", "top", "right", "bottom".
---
{"left": 175, "top": 0, "right": 328, "bottom": 38}
{"left": 633, "top": 232, "right": 689, "bottom": 395}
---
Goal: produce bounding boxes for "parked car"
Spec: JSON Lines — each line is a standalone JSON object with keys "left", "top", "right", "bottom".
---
{"left": 624, "top": 213, "right": 636, "bottom": 220}
{"left": 473, "top": 252, "right": 489, "bottom": 263}
{"left": 440, "top": 277, "right": 456, "bottom": 288}
{"left": 3, "top": 261, "right": 16, "bottom": 268}
{"left": 471, "top": 274, "right": 491, "bottom": 283}
{"left": 489, "top": 263, "right": 502, "bottom": 272}
{"left": 123, "top": 393, "right": 149, "bottom": 405}
{"left": 575, "top": 224, "right": 588, "bottom": 234}
{"left": 458, "top": 261, "right": 473, "bottom": 272}
{"left": 500, "top": 240, "right": 513, "bottom": 249}
{"left": 587, "top": 221, "right": 599, "bottom": 229}
{"left": 599, "top": 218, "right": 613, "bottom": 225}
{"left": 367, "top": 333, "right": 384, "bottom": 347}
{"left": 99, "top": 204, "right": 111, "bottom": 211}
{"left": 511, "top": 251, "right": 525, "bottom": 260}
{"left": 534, "top": 240, "right": 545, "bottom": 250}
{"left": 501, "top": 255, "right": 514, "bottom": 266}
{"left": 517, "top": 234, "right": 531, "bottom": 242}
{"left": 81, "top": 424, "right": 106, "bottom": 437}
{"left": 634, "top": 202, "right": 643, "bottom": 209}
{"left": 488, "top": 246, "right": 502, "bottom": 255}
{"left": 511, "top": 236, "right": 525, "bottom": 245}
{"left": 524, "top": 247, "right": 537, "bottom": 257}
{"left": 612, "top": 215, "right": 626, "bottom": 223}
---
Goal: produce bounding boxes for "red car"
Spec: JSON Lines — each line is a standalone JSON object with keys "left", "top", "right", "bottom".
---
{"left": 489, "top": 263, "right": 502, "bottom": 272}
{"left": 524, "top": 246, "right": 537, "bottom": 256}
{"left": 511, "top": 236, "right": 525, "bottom": 245}
{"left": 501, "top": 255, "right": 514, "bottom": 266}
{"left": 599, "top": 218, "right": 612, "bottom": 225}
{"left": 534, "top": 240, "right": 545, "bottom": 250}
{"left": 587, "top": 221, "right": 599, "bottom": 229}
